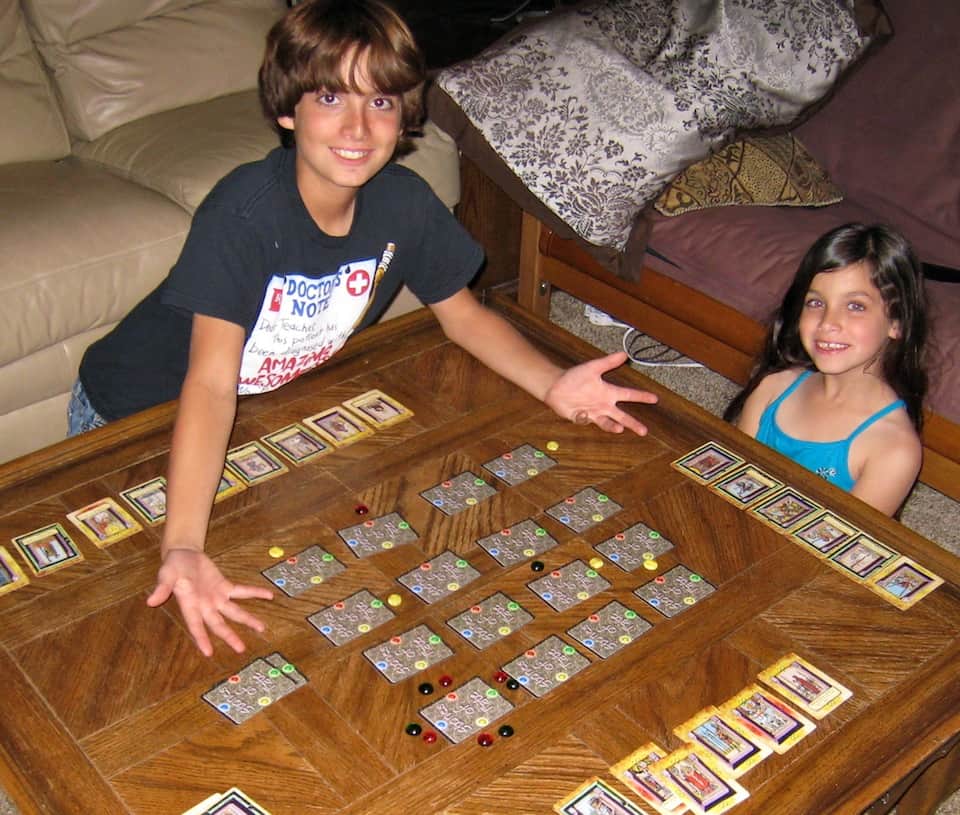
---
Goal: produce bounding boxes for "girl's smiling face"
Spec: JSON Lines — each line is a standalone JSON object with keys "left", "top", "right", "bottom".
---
{"left": 798, "top": 261, "right": 900, "bottom": 376}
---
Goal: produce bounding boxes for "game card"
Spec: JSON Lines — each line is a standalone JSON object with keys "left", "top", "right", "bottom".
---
{"left": 610, "top": 742, "right": 687, "bottom": 815}
{"left": 527, "top": 559, "right": 612, "bottom": 612}
{"left": 67, "top": 497, "right": 143, "bottom": 548}
{"left": 420, "top": 471, "right": 497, "bottom": 515}
{"left": 308, "top": 589, "right": 395, "bottom": 646}
{"left": 567, "top": 601, "right": 652, "bottom": 659}
{"left": 215, "top": 466, "right": 247, "bottom": 502}
{"left": 867, "top": 555, "right": 944, "bottom": 610}
{"left": 671, "top": 442, "right": 744, "bottom": 484}
{"left": 757, "top": 653, "right": 853, "bottom": 719}
{"left": 718, "top": 684, "right": 814, "bottom": 754}
{"left": 12, "top": 523, "right": 83, "bottom": 576}
{"left": 673, "top": 706, "right": 771, "bottom": 777}
{"left": 0, "top": 545, "right": 30, "bottom": 597}
{"left": 827, "top": 533, "right": 898, "bottom": 581}
{"left": 363, "top": 624, "right": 454, "bottom": 683}
{"left": 651, "top": 745, "right": 749, "bottom": 815}
{"left": 748, "top": 487, "right": 822, "bottom": 533}
{"left": 120, "top": 477, "right": 167, "bottom": 525}
{"left": 202, "top": 654, "right": 305, "bottom": 725}
{"left": 710, "top": 464, "right": 783, "bottom": 509}
{"left": 342, "top": 388, "right": 413, "bottom": 428}
{"left": 225, "top": 441, "right": 289, "bottom": 486}
{"left": 397, "top": 550, "right": 482, "bottom": 604}
{"left": 338, "top": 511, "right": 418, "bottom": 558}
{"left": 482, "top": 443, "right": 557, "bottom": 486}
{"left": 553, "top": 777, "right": 646, "bottom": 815}
{"left": 545, "top": 487, "right": 622, "bottom": 533}
{"left": 261, "top": 545, "right": 346, "bottom": 597}
{"left": 595, "top": 522, "right": 676, "bottom": 573}
{"left": 502, "top": 635, "right": 590, "bottom": 698}
{"left": 419, "top": 676, "right": 514, "bottom": 744}
{"left": 446, "top": 592, "right": 533, "bottom": 650}
{"left": 476, "top": 518, "right": 558, "bottom": 567}
{"left": 303, "top": 407, "right": 373, "bottom": 446}
{"left": 635, "top": 565, "right": 716, "bottom": 618}
{"left": 261, "top": 423, "right": 331, "bottom": 465}
{"left": 789, "top": 512, "right": 859, "bottom": 557}
{"left": 204, "top": 787, "right": 273, "bottom": 814}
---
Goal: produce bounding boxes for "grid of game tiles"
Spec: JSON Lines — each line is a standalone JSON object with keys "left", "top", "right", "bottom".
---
{"left": 0, "top": 389, "right": 945, "bottom": 815}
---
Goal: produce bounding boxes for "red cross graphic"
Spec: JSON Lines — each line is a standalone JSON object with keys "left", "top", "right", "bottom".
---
{"left": 346, "top": 268, "right": 371, "bottom": 296}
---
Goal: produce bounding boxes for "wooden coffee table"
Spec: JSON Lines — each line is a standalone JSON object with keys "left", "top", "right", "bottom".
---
{"left": 1, "top": 297, "right": 958, "bottom": 815}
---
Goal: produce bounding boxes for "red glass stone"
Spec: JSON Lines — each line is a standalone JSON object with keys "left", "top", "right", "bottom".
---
{"left": 438, "top": 674, "right": 453, "bottom": 687}
{"left": 477, "top": 733, "right": 494, "bottom": 747}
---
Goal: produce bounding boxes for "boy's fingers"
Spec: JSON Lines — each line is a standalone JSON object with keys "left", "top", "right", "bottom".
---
{"left": 230, "top": 584, "right": 275, "bottom": 602}
{"left": 221, "top": 601, "right": 267, "bottom": 634}
{"left": 145, "top": 581, "right": 173, "bottom": 607}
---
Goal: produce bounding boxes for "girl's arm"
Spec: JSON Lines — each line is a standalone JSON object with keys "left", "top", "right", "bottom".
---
{"left": 851, "top": 428, "right": 923, "bottom": 516}
{"left": 146, "top": 314, "right": 273, "bottom": 656}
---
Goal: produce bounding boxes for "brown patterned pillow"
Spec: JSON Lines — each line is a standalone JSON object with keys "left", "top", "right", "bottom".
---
{"left": 654, "top": 134, "right": 843, "bottom": 217}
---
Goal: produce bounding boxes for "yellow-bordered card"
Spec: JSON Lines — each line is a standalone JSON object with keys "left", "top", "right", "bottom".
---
{"left": 747, "top": 487, "right": 822, "bottom": 534}
{"left": 718, "top": 684, "right": 814, "bottom": 754}
{"left": 303, "top": 406, "right": 373, "bottom": 447}
{"left": 67, "top": 497, "right": 143, "bottom": 548}
{"left": 342, "top": 389, "right": 414, "bottom": 429}
{"left": 262, "top": 423, "right": 332, "bottom": 466}
{"left": 671, "top": 442, "right": 745, "bottom": 484}
{"left": 610, "top": 741, "right": 687, "bottom": 815}
{"left": 214, "top": 465, "right": 247, "bottom": 503}
{"left": 866, "top": 555, "right": 944, "bottom": 610}
{"left": 650, "top": 745, "right": 749, "bottom": 815}
{"left": 673, "top": 706, "right": 771, "bottom": 777}
{"left": 0, "top": 545, "right": 30, "bottom": 597}
{"left": 12, "top": 523, "right": 84, "bottom": 576}
{"left": 827, "top": 533, "right": 898, "bottom": 582}
{"left": 553, "top": 776, "right": 646, "bottom": 815}
{"left": 709, "top": 464, "right": 783, "bottom": 509}
{"left": 225, "top": 441, "right": 289, "bottom": 486}
{"left": 120, "top": 477, "right": 167, "bottom": 526}
{"left": 757, "top": 653, "right": 853, "bottom": 720}
{"left": 788, "top": 511, "right": 859, "bottom": 558}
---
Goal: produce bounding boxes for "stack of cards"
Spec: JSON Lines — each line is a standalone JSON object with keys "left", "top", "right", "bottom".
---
{"left": 181, "top": 787, "right": 272, "bottom": 814}
{"left": 559, "top": 652, "right": 853, "bottom": 815}
{"left": 671, "top": 441, "right": 945, "bottom": 610}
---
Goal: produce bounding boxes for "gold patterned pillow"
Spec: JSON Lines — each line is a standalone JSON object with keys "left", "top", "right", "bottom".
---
{"left": 654, "top": 134, "right": 843, "bottom": 217}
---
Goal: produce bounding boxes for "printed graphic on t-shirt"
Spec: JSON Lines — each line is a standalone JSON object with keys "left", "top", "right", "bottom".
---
{"left": 238, "top": 258, "right": 379, "bottom": 394}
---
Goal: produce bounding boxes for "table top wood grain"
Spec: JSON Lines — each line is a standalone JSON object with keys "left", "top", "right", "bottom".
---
{"left": 1, "top": 297, "right": 957, "bottom": 815}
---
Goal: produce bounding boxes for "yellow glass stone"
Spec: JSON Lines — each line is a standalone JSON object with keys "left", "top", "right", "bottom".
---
{"left": 643, "top": 559, "right": 659, "bottom": 571}
{"left": 546, "top": 441, "right": 559, "bottom": 451}
{"left": 589, "top": 557, "right": 604, "bottom": 569}
{"left": 268, "top": 546, "right": 284, "bottom": 558}
{"left": 387, "top": 593, "right": 403, "bottom": 607}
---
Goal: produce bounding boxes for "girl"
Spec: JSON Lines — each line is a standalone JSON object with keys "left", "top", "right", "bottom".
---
{"left": 725, "top": 223, "right": 928, "bottom": 516}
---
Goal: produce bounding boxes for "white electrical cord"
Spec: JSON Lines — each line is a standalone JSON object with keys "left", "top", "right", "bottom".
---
{"left": 490, "top": 0, "right": 534, "bottom": 23}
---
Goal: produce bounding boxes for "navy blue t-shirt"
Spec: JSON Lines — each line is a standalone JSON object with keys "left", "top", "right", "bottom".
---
{"left": 80, "top": 147, "right": 483, "bottom": 419}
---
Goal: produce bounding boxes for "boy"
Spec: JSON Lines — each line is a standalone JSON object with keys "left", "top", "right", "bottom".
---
{"left": 72, "top": 0, "right": 658, "bottom": 656}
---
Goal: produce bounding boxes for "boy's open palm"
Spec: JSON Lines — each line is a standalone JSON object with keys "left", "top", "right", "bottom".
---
{"left": 147, "top": 549, "right": 274, "bottom": 657}
{"left": 544, "top": 351, "right": 658, "bottom": 435}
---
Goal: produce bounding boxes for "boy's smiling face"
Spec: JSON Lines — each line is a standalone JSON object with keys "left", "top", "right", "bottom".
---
{"left": 278, "top": 48, "right": 402, "bottom": 212}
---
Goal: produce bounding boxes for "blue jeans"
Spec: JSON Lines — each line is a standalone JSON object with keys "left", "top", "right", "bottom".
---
{"left": 67, "top": 379, "right": 108, "bottom": 436}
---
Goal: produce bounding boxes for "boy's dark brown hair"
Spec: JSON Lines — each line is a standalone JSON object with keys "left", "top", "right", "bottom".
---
{"left": 259, "top": 0, "right": 426, "bottom": 149}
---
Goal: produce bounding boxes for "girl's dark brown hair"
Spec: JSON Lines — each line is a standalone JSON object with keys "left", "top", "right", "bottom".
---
{"left": 259, "top": 0, "right": 425, "bottom": 148}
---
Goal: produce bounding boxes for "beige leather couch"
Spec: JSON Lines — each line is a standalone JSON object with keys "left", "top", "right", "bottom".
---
{"left": 0, "top": 0, "right": 461, "bottom": 464}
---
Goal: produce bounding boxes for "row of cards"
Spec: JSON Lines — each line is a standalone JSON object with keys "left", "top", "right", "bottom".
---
{"left": 182, "top": 786, "right": 273, "bottom": 814}
{"left": 0, "top": 389, "right": 414, "bottom": 597}
{"left": 556, "top": 653, "right": 852, "bottom": 815}
{"left": 671, "top": 441, "right": 944, "bottom": 610}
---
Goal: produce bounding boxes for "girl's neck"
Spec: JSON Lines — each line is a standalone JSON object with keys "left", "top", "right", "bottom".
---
{"left": 810, "top": 366, "right": 895, "bottom": 406}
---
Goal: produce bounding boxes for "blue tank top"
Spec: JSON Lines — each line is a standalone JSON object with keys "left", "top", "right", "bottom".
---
{"left": 756, "top": 371, "right": 906, "bottom": 491}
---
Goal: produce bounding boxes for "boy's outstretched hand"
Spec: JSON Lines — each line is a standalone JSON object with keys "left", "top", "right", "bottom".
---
{"left": 544, "top": 351, "right": 658, "bottom": 435}
{"left": 147, "top": 549, "right": 274, "bottom": 657}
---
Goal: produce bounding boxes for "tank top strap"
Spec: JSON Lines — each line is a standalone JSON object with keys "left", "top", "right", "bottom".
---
{"left": 847, "top": 399, "right": 907, "bottom": 442}
{"left": 769, "top": 370, "right": 812, "bottom": 411}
